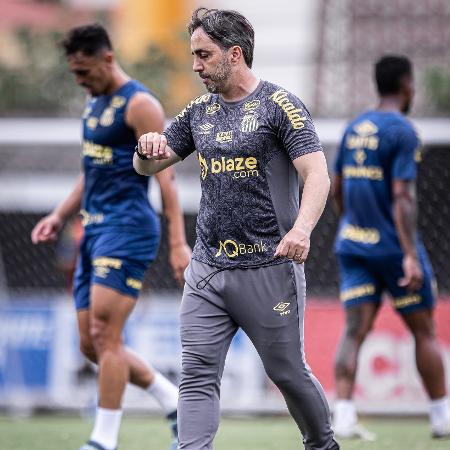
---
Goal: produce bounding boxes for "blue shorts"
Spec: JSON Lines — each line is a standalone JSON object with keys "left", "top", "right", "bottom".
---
{"left": 337, "top": 247, "right": 436, "bottom": 314}
{"left": 73, "top": 230, "right": 159, "bottom": 310}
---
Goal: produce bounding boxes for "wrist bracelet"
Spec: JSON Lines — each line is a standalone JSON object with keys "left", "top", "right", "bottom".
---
{"left": 135, "top": 145, "right": 148, "bottom": 160}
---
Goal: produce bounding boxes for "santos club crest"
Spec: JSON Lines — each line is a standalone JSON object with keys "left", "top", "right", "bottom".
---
{"left": 240, "top": 113, "right": 259, "bottom": 133}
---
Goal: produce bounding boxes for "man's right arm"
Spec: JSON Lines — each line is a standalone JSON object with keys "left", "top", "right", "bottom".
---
{"left": 31, "top": 174, "right": 84, "bottom": 244}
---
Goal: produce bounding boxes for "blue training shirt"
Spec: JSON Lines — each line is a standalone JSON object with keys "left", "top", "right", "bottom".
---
{"left": 80, "top": 80, "right": 159, "bottom": 237}
{"left": 334, "top": 110, "right": 422, "bottom": 258}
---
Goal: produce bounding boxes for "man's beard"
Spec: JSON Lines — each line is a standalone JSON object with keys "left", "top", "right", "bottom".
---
{"left": 203, "top": 57, "right": 232, "bottom": 93}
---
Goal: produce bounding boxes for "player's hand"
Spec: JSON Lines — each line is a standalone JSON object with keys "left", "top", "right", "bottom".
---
{"left": 138, "top": 132, "right": 170, "bottom": 160}
{"left": 398, "top": 254, "right": 423, "bottom": 292}
{"left": 274, "top": 225, "right": 310, "bottom": 264}
{"left": 169, "top": 243, "right": 192, "bottom": 286}
{"left": 31, "top": 213, "right": 64, "bottom": 244}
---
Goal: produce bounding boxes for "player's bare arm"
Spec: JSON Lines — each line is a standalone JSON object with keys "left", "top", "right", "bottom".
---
{"left": 275, "top": 151, "right": 330, "bottom": 263}
{"left": 127, "top": 92, "right": 191, "bottom": 283}
{"left": 393, "top": 179, "right": 423, "bottom": 291}
{"left": 130, "top": 98, "right": 181, "bottom": 177}
{"left": 31, "top": 174, "right": 84, "bottom": 244}
{"left": 126, "top": 90, "right": 166, "bottom": 135}
{"left": 332, "top": 174, "right": 344, "bottom": 217}
{"left": 128, "top": 93, "right": 176, "bottom": 174}
{"left": 154, "top": 170, "right": 192, "bottom": 284}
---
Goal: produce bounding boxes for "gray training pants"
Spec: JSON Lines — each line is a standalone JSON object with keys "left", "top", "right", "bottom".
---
{"left": 178, "top": 259, "right": 339, "bottom": 450}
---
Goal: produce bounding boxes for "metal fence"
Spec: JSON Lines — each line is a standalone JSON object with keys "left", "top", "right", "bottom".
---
{"left": 315, "top": 0, "right": 450, "bottom": 117}
{"left": 0, "top": 135, "right": 448, "bottom": 298}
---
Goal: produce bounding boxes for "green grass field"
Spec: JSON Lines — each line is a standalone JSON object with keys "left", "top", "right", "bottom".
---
{"left": 0, "top": 414, "right": 448, "bottom": 450}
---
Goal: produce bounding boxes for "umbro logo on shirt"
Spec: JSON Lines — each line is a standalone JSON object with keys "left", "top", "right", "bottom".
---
{"left": 198, "top": 123, "right": 214, "bottom": 135}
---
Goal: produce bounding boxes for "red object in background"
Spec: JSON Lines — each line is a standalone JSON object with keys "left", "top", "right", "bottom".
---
{"left": 372, "top": 354, "right": 399, "bottom": 375}
{"left": 304, "top": 298, "right": 450, "bottom": 393}
{"left": 0, "top": 0, "right": 96, "bottom": 31}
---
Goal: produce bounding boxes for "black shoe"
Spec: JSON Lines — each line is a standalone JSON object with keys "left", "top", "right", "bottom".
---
{"left": 432, "top": 428, "right": 450, "bottom": 439}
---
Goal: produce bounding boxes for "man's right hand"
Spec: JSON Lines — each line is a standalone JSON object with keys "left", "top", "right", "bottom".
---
{"left": 138, "top": 132, "right": 171, "bottom": 160}
{"left": 398, "top": 253, "right": 423, "bottom": 292}
{"left": 31, "top": 213, "right": 64, "bottom": 244}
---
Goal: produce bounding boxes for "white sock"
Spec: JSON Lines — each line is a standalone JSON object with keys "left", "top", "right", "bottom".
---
{"left": 334, "top": 399, "right": 357, "bottom": 429}
{"left": 147, "top": 371, "right": 178, "bottom": 415}
{"left": 90, "top": 407, "right": 123, "bottom": 450}
{"left": 430, "top": 397, "right": 450, "bottom": 431}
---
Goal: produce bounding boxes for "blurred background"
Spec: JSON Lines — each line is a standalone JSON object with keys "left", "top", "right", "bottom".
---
{"left": 0, "top": 0, "right": 449, "bottom": 420}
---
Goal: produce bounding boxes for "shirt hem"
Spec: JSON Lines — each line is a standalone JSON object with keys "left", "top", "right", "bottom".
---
{"left": 191, "top": 255, "right": 289, "bottom": 269}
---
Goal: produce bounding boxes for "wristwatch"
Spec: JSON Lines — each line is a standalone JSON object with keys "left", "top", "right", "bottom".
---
{"left": 135, "top": 145, "right": 148, "bottom": 160}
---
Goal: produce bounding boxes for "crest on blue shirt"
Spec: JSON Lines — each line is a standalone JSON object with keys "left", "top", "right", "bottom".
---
{"left": 100, "top": 107, "right": 115, "bottom": 127}
{"left": 111, "top": 96, "right": 126, "bottom": 108}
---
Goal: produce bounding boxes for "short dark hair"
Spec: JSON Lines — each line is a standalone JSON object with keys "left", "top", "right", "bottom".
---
{"left": 62, "top": 23, "right": 112, "bottom": 57}
{"left": 188, "top": 8, "right": 255, "bottom": 68}
{"left": 375, "top": 55, "right": 412, "bottom": 95}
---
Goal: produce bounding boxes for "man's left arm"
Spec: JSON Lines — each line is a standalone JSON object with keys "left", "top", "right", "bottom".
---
{"left": 274, "top": 151, "right": 330, "bottom": 263}
{"left": 127, "top": 93, "right": 191, "bottom": 284}
{"left": 392, "top": 179, "right": 422, "bottom": 292}
{"left": 390, "top": 125, "right": 423, "bottom": 292}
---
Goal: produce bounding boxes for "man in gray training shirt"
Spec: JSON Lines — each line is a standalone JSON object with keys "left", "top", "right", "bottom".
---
{"left": 134, "top": 7, "right": 339, "bottom": 450}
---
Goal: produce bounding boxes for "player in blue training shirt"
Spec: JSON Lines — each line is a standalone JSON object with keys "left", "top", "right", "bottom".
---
{"left": 31, "top": 24, "right": 191, "bottom": 450}
{"left": 332, "top": 55, "right": 450, "bottom": 440}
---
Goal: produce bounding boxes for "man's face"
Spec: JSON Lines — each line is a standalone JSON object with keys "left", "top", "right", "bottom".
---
{"left": 190, "top": 27, "right": 232, "bottom": 94}
{"left": 67, "top": 50, "right": 112, "bottom": 96}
